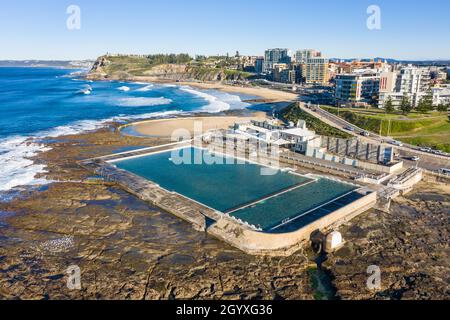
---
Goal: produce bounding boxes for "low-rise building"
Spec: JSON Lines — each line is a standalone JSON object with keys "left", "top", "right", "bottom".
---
{"left": 232, "top": 119, "right": 320, "bottom": 154}
{"left": 280, "top": 121, "right": 322, "bottom": 153}
{"left": 432, "top": 85, "right": 450, "bottom": 106}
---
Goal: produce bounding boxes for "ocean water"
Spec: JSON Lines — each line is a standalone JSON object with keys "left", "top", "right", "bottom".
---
{"left": 0, "top": 67, "right": 253, "bottom": 197}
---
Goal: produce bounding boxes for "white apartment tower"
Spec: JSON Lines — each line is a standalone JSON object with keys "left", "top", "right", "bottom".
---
{"left": 378, "top": 65, "right": 431, "bottom": 108}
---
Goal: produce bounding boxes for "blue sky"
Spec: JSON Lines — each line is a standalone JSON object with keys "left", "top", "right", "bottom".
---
{"left": 1, "top": 0, "right": 449, "bottom": 60}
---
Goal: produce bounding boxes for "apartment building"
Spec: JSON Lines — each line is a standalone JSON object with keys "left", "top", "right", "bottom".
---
{"left": 263, "top": 48, "right": 290, "bottom": 74}
{"left": 254, "top": 57, "right": 264, "bottom": 74}
{"left": 295, "top": 49, "right": 321, "bottom": 64}
{"left": 302, "top": 57, "right": 329, "bottom": 85}
{"left": 378, "top": 65, "right": 431, "bottom": 108}
{"left": 335, "top": 71, "right": 380, "bottom": 107}
{"left": 432, "top": 85, "right": 450, "bottom": 106}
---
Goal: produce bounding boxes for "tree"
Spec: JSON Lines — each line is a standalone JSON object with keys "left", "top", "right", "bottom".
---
{"left": 416, "top": 90, "right": 433, "bottom": 114}
{"left": 437, "top": 104, "right": 448, "bottom": 113}
{"left": 400, "top": 94, "right": 413, "bottom": 115}
{"left": 384, "top": 96, "right": 395, "bottom": 114}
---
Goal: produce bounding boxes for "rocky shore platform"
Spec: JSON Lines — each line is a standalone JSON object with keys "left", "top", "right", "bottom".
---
{"left": 0, "top": 117, "right": 448, "bottom": 300}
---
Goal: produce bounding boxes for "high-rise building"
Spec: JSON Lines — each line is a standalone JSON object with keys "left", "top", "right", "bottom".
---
{"left": 263, "top": 48, "right": 290, "bottom": 74}
{"left": 378, "top": 65, "right": 431, "bottom": 108}
{"left": 302, "top": 57, "right": 329, "bottom": 85}
{"left": 254, "top": 57, "right": 264, "bottom": 74}
{"left": 395, "top": 65, "right": 431, "bottom": 94}
{"left": 295, "top": 49, "right": 321, "bottom": 64}
{"left": 379, "top": 72, "right": 397, "bottom": 93}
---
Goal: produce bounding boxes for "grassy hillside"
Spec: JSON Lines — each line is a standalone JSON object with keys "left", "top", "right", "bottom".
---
{"left": 89, "top": 55, "right": 253, "bottom": 81}
{"left": 322, "top": 106, "right": 450, "bottom": 152}
{"left": 281, "top": 103, "right": 351, "bottom": 139}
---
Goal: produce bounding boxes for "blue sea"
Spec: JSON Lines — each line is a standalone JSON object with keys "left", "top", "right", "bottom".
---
{"left": 0, "top": 67, "right": 255, "bottom": 197}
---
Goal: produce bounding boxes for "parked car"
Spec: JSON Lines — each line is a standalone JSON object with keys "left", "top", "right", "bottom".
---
{"left": 344, "top": 126, "right": 355, "bottom": 132}
{"left": 360, "top": 131, "right": 370, "bottom": 137}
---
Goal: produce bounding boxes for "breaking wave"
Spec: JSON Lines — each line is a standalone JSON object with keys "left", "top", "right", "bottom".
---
{"left": 136, "top": 84, "right": 154, "bottom": 92}
{"left": 179, "top": 86, "right": 250, "bottom": 112}
{"left": 0, "top": 110, "right": 184, "bottom": 197}
{"left": 118, "top": 86, "right": 130, "bottom": 92}
{"left": 117, "top": 97, "right": 173, "bottom": 107}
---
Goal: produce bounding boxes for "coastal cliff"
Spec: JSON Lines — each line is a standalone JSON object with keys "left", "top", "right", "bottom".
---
{"left": 88, "top": 55, "right": 253, "bottom": 82}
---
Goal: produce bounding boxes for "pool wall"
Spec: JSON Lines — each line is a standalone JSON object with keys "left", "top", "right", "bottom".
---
{"left": 208, "top": 189, "right": 377, "bottom": 256}
{"left": 79, "top": 142, "right": 377, "bottom": 257}
{"left": 79, "top": 158, "right": 221, "bottom": 232}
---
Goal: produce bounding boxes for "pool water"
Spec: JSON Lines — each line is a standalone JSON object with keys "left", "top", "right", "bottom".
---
{"left": 113, "top": 147, "right": 358, "bottom": 231}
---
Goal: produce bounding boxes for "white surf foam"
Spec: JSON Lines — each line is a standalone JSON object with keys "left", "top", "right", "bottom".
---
{"left": 0, "top": 110, "right": 185, "bottom": 195}
{"left": 179, "top": 86, "right": 250, "bottom": 112}
{"left": 117, "top": 97, "right": 172, "bottom": 107}
{"left": 77, "top": 84, "right": 92, "bottom": 95}
{"left": 179, "top": 86, "right": 231, "bottom": 112}
{"left": 0, "top": 136, "right": 51, "bottom": 192}
{"left": 118, "top": 86, "right": 130, "bottom": 92}
{"left": 136, "top": 84, "right": 154, "bottom": 92}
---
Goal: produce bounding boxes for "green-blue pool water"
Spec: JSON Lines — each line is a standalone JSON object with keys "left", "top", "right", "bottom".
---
{"left": 113, "top": 147, "right": 358, "bottom": 232}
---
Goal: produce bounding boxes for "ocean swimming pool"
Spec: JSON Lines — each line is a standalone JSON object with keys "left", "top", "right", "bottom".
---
{"left": 112, "top": 147, "right": 359, "bottom": 232}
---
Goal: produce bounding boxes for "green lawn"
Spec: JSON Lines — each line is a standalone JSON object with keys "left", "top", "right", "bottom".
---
{"left": 322, "top": 106, "right": 450, "bottom": 152}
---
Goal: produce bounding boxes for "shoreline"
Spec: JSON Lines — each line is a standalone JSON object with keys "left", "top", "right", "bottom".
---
{"left": 87, "top": 74, "right": 299, "bottom": 103}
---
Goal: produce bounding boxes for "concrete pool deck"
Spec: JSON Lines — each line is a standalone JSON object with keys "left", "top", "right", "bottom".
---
{"left": 79, "top": 141, "right": 378, "bottom": 256}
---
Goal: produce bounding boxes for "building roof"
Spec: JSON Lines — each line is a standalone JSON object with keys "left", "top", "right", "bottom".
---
{"left": 281, "top": 128, "right": 316, "bottom": 137}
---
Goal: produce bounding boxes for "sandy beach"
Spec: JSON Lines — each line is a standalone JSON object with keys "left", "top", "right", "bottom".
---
{"left": 122, "top": 113, "right": 267, "bottom": 138}
{"left": 129, "top": 76, "right": 299, "bottom": 102}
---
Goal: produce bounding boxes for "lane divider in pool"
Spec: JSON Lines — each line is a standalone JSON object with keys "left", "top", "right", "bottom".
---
{"left": 224, "top": 178, "right": 317, "bottom": 216}
{"left": 268, "top": 190, "right": 358, "bottom": 232}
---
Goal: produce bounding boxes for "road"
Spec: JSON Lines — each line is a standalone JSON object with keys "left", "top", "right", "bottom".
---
{"left": 298, "top": 102, "right": 450, "bottom": 173}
